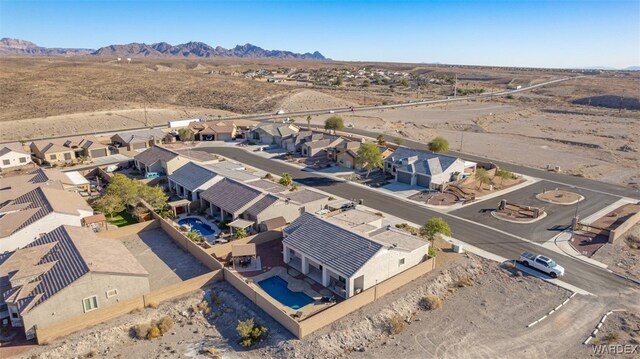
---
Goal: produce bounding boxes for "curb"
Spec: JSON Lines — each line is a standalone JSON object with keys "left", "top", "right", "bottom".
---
{"left": 583, "top": 309, "right": 626, "bottom": 345}
{"left": 491, "top": 210, "right": 548, "bottom": 224}
{"left": 527, "top": 292, "right": 576, "bottom": 328}
{"left": 553, "top": 230, "right": 640, "bottom": 286}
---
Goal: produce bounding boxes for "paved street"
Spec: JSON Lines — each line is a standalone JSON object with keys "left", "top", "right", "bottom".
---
{"left": 345, "top": 127, "right": 639, "bottom": 198}
{"left": 200, "top": 146, "right": 638, "bottom": 296}
{"left": 451, "top": 181, "right": 617, "bottom": 242}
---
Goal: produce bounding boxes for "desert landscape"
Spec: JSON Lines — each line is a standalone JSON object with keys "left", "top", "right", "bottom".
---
{"left": 0, "top": 56, "right": 638, "bottom": 188}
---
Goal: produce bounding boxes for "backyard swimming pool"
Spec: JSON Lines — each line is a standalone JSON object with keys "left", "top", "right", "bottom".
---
{"left": 177, "top": 217, "right": 219, "bottom": 237}
{"left": 258, "top": 276, "right": 315, "bottom": 309}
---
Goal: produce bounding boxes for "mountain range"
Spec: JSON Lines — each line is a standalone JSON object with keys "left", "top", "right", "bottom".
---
{"left": 0, "top": 38, "right": 327, "bottom": 60}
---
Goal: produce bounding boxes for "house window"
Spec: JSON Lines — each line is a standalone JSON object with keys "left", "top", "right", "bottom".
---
{"left": 83, "top": 296, "right": 99, "bottom": 312}
{"left": 64, "top": 153, "right": 72, "bottom": 160}
{"left": 106, "top": 289, "right": 118, "bottom": 298}
{"left": 19, "top": 157, "right": 27, "bottom": 163}
{"left": 2, "top": 159, "right": 9, "bottom": 166}
{"left": 50, "top": 154, "right": 57, "bottom": 160}
{"left": 399, "top": 258, "right": 405, "bottom": 266}
{"left": 11, "top": 312, "right": 18, "bottom": 319}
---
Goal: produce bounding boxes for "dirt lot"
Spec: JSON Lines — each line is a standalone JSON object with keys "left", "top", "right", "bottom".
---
{"left": 1, "top": 57, "right": 638, "bottom": 188}
{"left": 587, "top": 311, "right": 640, "bottom": 358}
{"left": 592, "top": 224, "right": 640, "bottom": 280}
{"left": 18, "top": 254, "right": 622, "bottom": 359}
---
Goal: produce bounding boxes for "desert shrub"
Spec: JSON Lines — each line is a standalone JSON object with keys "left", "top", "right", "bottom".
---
{"left": 211, "top": 291, "right": 223, "bottom": 306}
{"left": 147, "top": 326, "right": 161, "bottom": 340}
{"left": 157, "top": 316, "right": 174, "bottom": 333}
{"left": 147, "top": 301, "right": 159, "bottom": 309}
{"left": 133, "top": 324, "right": 151, "bottom": 339}
{"left": 395, "top": 223, "right": 419, "bottom": 236}
{"left": 387, "top": 314, "right": 406, "bottom": 335}
{"left": 236, "top": 318, "right": 267, "bottom": 347}
{"left": 421, "top": 295, "right": 443, "bottom": 310}
{"left": 289, "top": 185, "right": 298, "bottom": 191}
{"left": 604, "top": 332, "right": 620, "bottom": 343}
{"left": 456, "top": 275, "right": 473, "bottom": 287}
{"left": 501, "top": 261, "right": 516, "bottom": 270}
{"left": 132, "top": 315, "right": 173, "bottom": 340}
{"left": 130, "top": 307, "right": 143, "bottom": 314}
{"left": 263, "top": 173, "right": 274, "bottom": 181}
{"left": 206, "top": 347, "right": 221, "bottom": 358}
{"left": 85, "top": 349, "right": 98, "bottom": 358}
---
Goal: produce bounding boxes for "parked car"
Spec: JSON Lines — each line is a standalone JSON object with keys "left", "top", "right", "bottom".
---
{"left": 519, "top": 252, "right": 565, "bottom": 278}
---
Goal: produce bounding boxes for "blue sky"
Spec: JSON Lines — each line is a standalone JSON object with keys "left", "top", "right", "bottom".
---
{"left": 1, "top": 0, "right": 638, "bottom": 68}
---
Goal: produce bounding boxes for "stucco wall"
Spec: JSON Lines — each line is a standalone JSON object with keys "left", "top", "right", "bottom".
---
{"left": 23, "top": 272, "right": 150, "bottom": 338}
{"left": 0, "top": 151, "right": 32, "bottom": 169}
{"left": 256, "top": 201, "right": 303, "bottom": 225}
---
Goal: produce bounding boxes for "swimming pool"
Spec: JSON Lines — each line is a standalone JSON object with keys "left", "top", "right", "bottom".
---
{"left": 177, "top": 217, "right": 218, "bottom": 237}
{"left": 258, "top": 276, "right": 315, "bottom": 309}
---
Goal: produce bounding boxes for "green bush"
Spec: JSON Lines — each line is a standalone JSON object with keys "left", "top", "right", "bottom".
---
{"left": 428, "top": 246, "right": 438, "bottom": 258}
{"left": 236, "top": 318, "right": 267, "bottom": 347}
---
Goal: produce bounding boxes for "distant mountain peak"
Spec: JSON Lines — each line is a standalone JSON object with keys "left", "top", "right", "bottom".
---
{"left": 0, "top": 38, "right": 327, "bottom": 60}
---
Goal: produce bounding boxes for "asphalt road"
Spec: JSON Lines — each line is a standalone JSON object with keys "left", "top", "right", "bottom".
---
{"left": 451, "top": 181, "right": 618, "bottom": 242}
{"left": 344, "top": 128, "right": 639, "bottom": 199}
{"left": 200, "top": 146, "right": 636, "bottom": 296}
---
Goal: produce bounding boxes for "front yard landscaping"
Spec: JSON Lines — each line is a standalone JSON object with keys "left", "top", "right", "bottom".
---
{"left": 106, "top": 210, "right": 138, "bottom": 227}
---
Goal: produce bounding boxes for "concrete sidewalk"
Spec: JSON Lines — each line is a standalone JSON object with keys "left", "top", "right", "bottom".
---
{"left": 543, "top": 231, "right": 609, "bottom": 269}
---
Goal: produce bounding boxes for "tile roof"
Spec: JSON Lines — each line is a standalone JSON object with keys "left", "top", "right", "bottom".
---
{"left": 0, "top": 225, "right": 147, "bottom": 314}
{"left": 283, "top": 213, "right": 383, "bottom": 277}
{"left": 254, "top": 123, "right": 299, "bottom": 137}
{"left": 200, "top": 178, "right": 263, "bottom": 214}
{"left": 112, "top": 128, "right": 166, "bottom": 144}
{"left": 245, "top": 194, "right": 279, "bottom": 217}
{"left": 173, "top": 149, "right": 217, "bottom": 162}
{"left": 245, "top": 179, "right": 288, "bottom": 193}
{"left": 278, "top": 189, "right": 327, "bottom": 204}
{"left": 169, "top": 162, "right": 220, "bottom": 190}
{"left": 133, "top": 146, "right": 178, "bottom": 166}
{"left": 0, "top": 186, "right": 92, "bottom": 238}
{"left": 386, "top": 147, "right": 460, "bottom": 176}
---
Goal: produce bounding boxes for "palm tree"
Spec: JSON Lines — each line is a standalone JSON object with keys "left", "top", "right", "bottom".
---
{"left": 306, "top": 115, "right": 312, "bottom": 130}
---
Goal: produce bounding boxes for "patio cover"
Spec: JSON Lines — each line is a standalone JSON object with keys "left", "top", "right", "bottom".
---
{"left": 260, "top": 216, "right": 287, "bottom": 230}
{"left": 65, "top": 171, "right": 90, "bottom": 185}
{"left": 228, "top": 218, "right": 254, "bottom": 229}
{"left": 232, "top": 243, "right": 256, "bottom": 258}
{"left": 82, "top": 213, "right": 107, "bottom": 225}
{"left": 168, "top": 198, "right": 191, "bottom": 207}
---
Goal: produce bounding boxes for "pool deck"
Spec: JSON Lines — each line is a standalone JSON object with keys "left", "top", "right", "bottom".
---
{"left": 174, "top": 214, "right": 221, "bottom": 243}
{"left": 232, "top": 239, "right": 342, "bottom": 319}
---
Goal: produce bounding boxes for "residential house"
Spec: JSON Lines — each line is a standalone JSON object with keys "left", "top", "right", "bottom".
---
{"left": 283, "top": 211, "right": 430, "bottom": 298}
{"left": 133, "top": 146, "right": 217, "bottom": 176}
{"left": 301, "top": 136, "right": 343, "bottom": 157}
{"left": 189, "top": 120, "right": 237, "bottom": 141}
{"left": 281, "top": 131, "right": 323, "bottom": 153}
{"left": 332, "top": 142, "right": 393, "bottom": 170}
{"left": 0, "top": 225, "right": 149, "bottom": 340}
{"left": 0, "top": 186, "right": 93, "bottom": 252}
{"left": 249, "top": 123, "right": 299, "bottom": 145}
{"left": 0, "top": 145, "right": 32, "bottom": 171}
{"left": 199, "top": 178, "right": 328, "bottom": 232}
{"left": 384, "top": 147, "right": 469, "bottom": 189}
{"left": 111, "top": 129, "right": 166, "bottom": 151}
{"left": 0, "top": 168, "right": 89, "bottom": 195}
{"left": 167, "top": 161, "right": 258, "bottom": 204}
{"left": 30, "top": 136, "right": 110, "bottom": 165}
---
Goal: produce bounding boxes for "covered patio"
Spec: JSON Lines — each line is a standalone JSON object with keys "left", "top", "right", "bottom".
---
{"left": 168, "top": 198, "right": 191, "bottom": 217}
{"left": 228, "top": 218, "right": 255, "bottom": 237}
{"left": 231, "top": 243, "right": 262, "bottom": 272}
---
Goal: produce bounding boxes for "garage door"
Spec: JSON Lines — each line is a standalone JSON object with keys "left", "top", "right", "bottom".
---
{"left": 397, "top": 171, "right": 413, "bottom": 184}
{"left": 416, "top": 174, "right": 431, "bottom": 188}
{"left": 90, "top": 149, "right": 106, "bottom": 158}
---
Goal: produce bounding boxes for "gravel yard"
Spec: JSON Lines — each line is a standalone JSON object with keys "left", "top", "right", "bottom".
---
{"left": 592, "top": 224, "right": 640, "bottom": 280}
{"left": 19, "top": 254, "right": 613, "bottom": 359}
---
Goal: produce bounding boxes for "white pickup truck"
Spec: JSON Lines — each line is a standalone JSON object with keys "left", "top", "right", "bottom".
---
{"left": 519, "top": 252, "right": 565, "bottom": 278}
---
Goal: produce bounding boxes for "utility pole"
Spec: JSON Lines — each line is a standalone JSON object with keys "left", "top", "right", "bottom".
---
{"left": 144, "top": 102, "right": 149, "bottom": 128}
{"left": 454, "top": 74, "right": 458, "bottom": 98}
